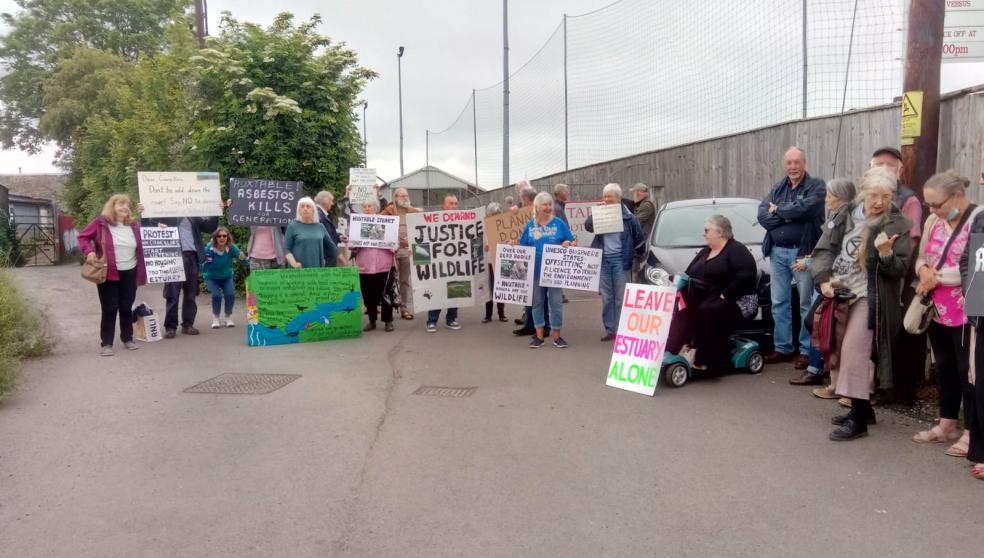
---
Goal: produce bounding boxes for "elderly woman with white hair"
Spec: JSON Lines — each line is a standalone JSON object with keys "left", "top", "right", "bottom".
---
{"left": 284, "top": 196, "right": 339, "bottom": 269}
{"left": 517, "top": 191, "right": 576, "bottom": 348}
{"left": 585, "top": 183, "right": 645, "bottom": 341}
{"left": 810, "top": 167, "right": 911, "bottom": 441}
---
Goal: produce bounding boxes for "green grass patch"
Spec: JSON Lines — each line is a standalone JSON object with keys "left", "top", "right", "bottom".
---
{"left": 0, "top": 270, "right": 51, "bottom": 395}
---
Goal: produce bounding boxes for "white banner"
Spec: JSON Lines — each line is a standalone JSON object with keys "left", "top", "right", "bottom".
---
{"left": 493, "top": 244, "right": 535, "bottom": 306}
{"left": 565, "top": 201, "right": 597, "bottom": 248}
{"left": 137, "top": 172, "right": 222, "bottom": 218}
{"left": 607, "top": 284, "right": 677, "bottom": 396}
{"left": 349, "top": 168, "right": 378, "bottom": 207}
{"left": 140, "top": 227, "right": 185, "bottom": 284}
{"left": 539, "top": 245, "right": 602, "bottom": 292}
{"left": 348, "top": 214, "right": 400, "bottom": 249}
{"left": 589, "top": 203, "right": 624, "bottom": 234}
{"left": 407, "top": 208, "right": 489, "bottom": 312}
{"left": 943, "top": 1, "right": 984, "bottom": 62}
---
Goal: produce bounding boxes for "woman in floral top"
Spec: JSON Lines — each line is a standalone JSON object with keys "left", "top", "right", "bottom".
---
{"left": 912, "top": 171, "right": 981, "bottom": 457}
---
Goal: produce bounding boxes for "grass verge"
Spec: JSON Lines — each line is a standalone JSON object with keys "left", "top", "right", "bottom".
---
{"left": 0, "top": 270, "right": 51, "bottom": 395}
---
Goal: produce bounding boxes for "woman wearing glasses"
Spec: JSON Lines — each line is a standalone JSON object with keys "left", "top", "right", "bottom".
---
{"left": 201, "top": 227, "right": 249, "bottom": 329}
{"left": 913, "top": 171, "right": 982, "bottom": 457}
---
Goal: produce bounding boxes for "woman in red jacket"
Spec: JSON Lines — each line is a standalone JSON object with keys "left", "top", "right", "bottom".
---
{"left": 78, "top": 194, "right": 147, "bottom": 356}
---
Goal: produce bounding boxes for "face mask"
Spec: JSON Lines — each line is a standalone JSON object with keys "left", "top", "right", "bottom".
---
{"left": 946, "top": 207, "right": 959, "bottom": 221}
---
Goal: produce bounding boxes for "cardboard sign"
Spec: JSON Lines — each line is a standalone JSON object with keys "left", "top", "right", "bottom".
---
{"left": 565, "top": 201, "right": 597, "bottom": 248}
{"left": 590, "top": 203, "right": 624, "bottom": 234}
{"left": 246, "top": 267, "right": 362, "bottom": 346}
{"left": 228, "top": 178, "right": 303, "bottom": 226}
{"left": 485, "top": 206, "right": 533, "bottom": 267}
{"left": 494, "top": 244, "right": 535, "bottom": 305}
{"left": 406, "top": 208, "right": 489, "bottom": 312}
{"left": 347, "top": 214, "right": 399, "bottom": 249}
{"left": 140, "top": 227, "right": 185, "bottom": 283}
{"left": 607, "top": 284, "right": 676, "bottom": 396}
{"left": 539, "top": 245, "right": 603, "bottom": 292}
{"left": 349, "top": 168, "right": 378, "bottom": 208}
{"left": 137, "top": 172, "right": 222, "bottom": 218}
{"left": 965, "top": 233, "right": 984, "bottom": 317}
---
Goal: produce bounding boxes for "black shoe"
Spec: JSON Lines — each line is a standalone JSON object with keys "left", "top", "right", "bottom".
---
{"left": 181, "top": 326, "right": 200, "bottom": 335}
{"left": 831, "top": 411, "right": 876, "bottom": 426}
{"left": 498, "top": 315, "right": 508, "bottom": 322}
{"left": 482, "top": 317, "right": 492, "bottom": 323}
{"left": 164, "top": 328, "right": 176, "bottom": 339}
{"left": 513, "top": 326, "right": 535, "bottom": 336}
{"left": 514, "top": 318, "right": 525, "bottom": 325}
{"left": 384, "top": 322, "right": 394, "bottom": 332}
{"left": 363, "top": 321, "right": 377, "bottom": 332}
{"left": 600, "top": 332, "right": 615, "bottom": 342}
{"left": 829, "top": 419, "right": 868, "bottom": 441}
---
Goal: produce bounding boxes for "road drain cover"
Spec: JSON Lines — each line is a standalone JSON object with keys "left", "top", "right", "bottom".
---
{"left": 184, "top": 373, "right": 301, "bottom": 395}
{"left": 413, "top": 386, "right": 477, "bottom": 398}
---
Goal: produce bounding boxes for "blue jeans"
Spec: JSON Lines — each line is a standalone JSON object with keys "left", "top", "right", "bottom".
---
{"left": 427, "top": 307, "right": 458, "bottom": 326}
{"left": 769, "top": 246, "right": 813, "bottom": 355}
{"left": 600, "top": 256, "right": 629, "bottom": 334}
{"left": 524, "top": 288, "right": 551, "bottom": 331}
{"left": 205, "top": 276, "right": 235, "bottom": 316}
{"left": 531, "top": 280, "right": 563, "bottom": 330}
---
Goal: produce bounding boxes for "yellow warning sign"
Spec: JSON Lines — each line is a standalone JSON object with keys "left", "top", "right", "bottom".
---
{"left": 902, "top": 91, "right": 923, "bottom": 138}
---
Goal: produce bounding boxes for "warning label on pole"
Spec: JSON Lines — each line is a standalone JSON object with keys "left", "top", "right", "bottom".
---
{"left": 901, "top": 91, "right": 923, "bottom": 139}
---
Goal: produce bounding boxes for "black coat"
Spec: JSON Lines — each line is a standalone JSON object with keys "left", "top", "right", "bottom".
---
{"left": 684, "top": 238, "right": 757, "bottom": 304}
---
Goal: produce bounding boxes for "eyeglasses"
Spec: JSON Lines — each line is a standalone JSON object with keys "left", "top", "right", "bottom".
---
{"left": 924, "top": 195, "right": 953, "bottom": 210}
{"left": 215, "top": 235, "right": 229, "bottom": 238}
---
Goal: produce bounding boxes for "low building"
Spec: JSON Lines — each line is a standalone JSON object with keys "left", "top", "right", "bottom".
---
{"left": 381, "top": 166, "right": 485, "bottom": 210}
{"left": 0, "top": 173, "right": 73, "bottom": 265}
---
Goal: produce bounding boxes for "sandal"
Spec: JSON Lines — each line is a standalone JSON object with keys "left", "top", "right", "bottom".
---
{"left": 945, "top": 432, "right": 970, "bottom": 457}
{"left": 912, "top": 425, "right": 962, "bottom": 444}
{"left": 973, "top": 465, "right": 984, "bottom": 480}
{"left": 401, "top": 309, "right": 414, "bottom": 320}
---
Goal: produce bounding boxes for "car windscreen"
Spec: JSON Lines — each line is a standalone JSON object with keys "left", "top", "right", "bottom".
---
{"left": 651, "top": 203, "right": 762, "bottom": 248}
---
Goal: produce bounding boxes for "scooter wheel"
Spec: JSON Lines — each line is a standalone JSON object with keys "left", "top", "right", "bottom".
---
{"left": 662, "top": 362, "right": 689, "bottom": 388}
{"left": 746, "top": 351, "right": 764, "bottom": 374}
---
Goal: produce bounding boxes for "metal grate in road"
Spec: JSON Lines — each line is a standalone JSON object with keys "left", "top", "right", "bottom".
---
{"left": 184, "top": 373, "right": 301, "bottom": 395}
{"left": 412, "top": 386, "right": 477, "bottom": 398}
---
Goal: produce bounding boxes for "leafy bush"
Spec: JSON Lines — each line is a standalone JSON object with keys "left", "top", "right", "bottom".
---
{"left": 0, "top": 270, "right": 51, "bottom": 395}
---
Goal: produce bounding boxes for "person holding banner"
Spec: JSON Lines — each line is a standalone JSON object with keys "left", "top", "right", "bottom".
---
{"left": 202, "top": 227, "right": 249, "bottom": 329}
{"left": 483, "top": 202, "right": 508, "bottom": 323}
{"left": 381, "top": 187, "right": 420, "bottom": 320}
{"left": 518, "top": 192, "right": 576, "bottom": 348}
{"left": 354, "top": 199, "right": 398, "bottom": 332}
{"left": 79, "top": 194, "right": 147, "bottom": 356}
{"left": 425, "top": 194, "right": 465, "bottom": 333}
{"left": 586, "top": 183, "right": 645, "bottom": 342}
{"left": 285, "top": 197, "right": 340, "bottom": 270}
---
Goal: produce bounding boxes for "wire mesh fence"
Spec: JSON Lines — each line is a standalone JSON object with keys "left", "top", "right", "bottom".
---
{"left": 425, "top": 0, "right": 905, "bottom": 190}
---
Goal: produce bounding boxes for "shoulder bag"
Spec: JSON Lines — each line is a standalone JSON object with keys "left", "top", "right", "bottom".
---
{"left": 80, "top": 223, "right": 108, "bottom": 284}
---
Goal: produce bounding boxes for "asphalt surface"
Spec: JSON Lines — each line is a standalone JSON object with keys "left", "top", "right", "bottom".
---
{"left": 0, "top": 264, "right": 980, "bottom": 558}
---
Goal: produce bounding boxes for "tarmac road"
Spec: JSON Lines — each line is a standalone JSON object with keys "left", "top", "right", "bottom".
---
{"left": 0, "top": 265, "right": 980, "bottom": 558}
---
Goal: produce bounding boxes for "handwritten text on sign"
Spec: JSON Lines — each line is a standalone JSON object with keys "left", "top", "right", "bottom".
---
{"left": 539, "top": 245, "right": 602, "bottom": 292}
{"left": 347, "top": 214, "right": 400, "bottom": 249}
{"left": 406, "top": 208, "right": 489, "bottom": 312}
{"left": 484, "top": 206, "right": 533, "bottom": 267}
{"left": 607, "top": 284, "right": 676, "bottom": 396}
{"left": 141, "top": 227, "right": 185, "bottom": 283}
{"left": 137, "top": 172, "right": 222, "bottom": 218}
{"left": 228, "top": 178, "right": 303, "bottom": 226}
{"left": 349, "top": 168, "right": 378, "bottom": 208}
{"left": 494, "top": 244, "right": 535, "bottom": 306}
{"left": 590, "top": 203, "right": 624, "bottom": 235}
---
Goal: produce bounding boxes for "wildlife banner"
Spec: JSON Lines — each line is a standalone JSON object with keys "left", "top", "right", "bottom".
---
{"left": 607, "top": 284, "right": 676, "bottom": 396}
{"left": 493, "top": 244, "right": 535, "bottom": 306}
{"left": 228, "top": 178, "right": 303, "bottom": 226}
{"left": 137, "top": 171, "right": 223, "bottom": 218}
{"left": 245, "top": 267, "right": 362, "bottom": 346}
{"left": 406, "top": 208, "right": 489, "bottom": 312}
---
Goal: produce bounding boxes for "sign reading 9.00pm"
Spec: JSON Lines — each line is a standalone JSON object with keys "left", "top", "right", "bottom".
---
{"left": 607, "top": 284, "right": 676, "bottom": 396}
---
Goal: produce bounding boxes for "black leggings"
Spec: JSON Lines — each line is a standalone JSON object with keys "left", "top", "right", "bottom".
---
{"left": 96, "top": 268, "right": 138, "bottom": 347}
{"left": 360, "top": 272, "right": 393, "bottom": 323}
{"left": 928, "top": 322, "right": 973, "bottom": 426}
{"left": 485, "top": 269, "right": 505, "bottom": 319}
{"left": 969, "top": 327, "right": 984, "bottom": 463}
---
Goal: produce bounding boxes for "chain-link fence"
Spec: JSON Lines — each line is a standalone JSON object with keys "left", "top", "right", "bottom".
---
{"left": 426, "top": 0, "right": 905, "bottom": 190}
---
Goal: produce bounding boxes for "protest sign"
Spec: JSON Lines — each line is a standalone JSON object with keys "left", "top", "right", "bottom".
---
{"left": 228, "top": 178, "right": 303, "bottom": 226}
{"left": 137, "top": 171, "right": 222, "bottom": 218}
{"left": 565, "top": 201, "right": 597, "bottom": 248}
{"left": 349, "top": 167, "right": 378, "bottom": 208}
{"left": 140, "top": 227, "right": 185, "bottom": 283}
{"left": 485, "top": 206, "right": 533, "bottom": 267}
{"left": 965, "top": 233, "right": 984, "bottom": 317}
{"left": 246, "top": 267, "right": 362, "bottom": 346}
{"left": 494, "top": 244, "right": 535, "bottom": 306}
{"left": 348, "top": 214, "right": 400, "bottom": 249}
{"left": 539, "top": 245, "right": 602, "bottom": 292}
{"left": 406, "top": 208, "right": 489, "bottom": 312}
{"left": 590, "top": 203, "right": 624, "bottom": 234}
{"left": 607, "top": 284, "right": 676, "bottom": 396}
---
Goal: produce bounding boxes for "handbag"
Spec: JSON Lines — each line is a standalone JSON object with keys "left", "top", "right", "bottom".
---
{"left": 80, "top": 224, "right": 108, "bottom": 284}
{"left": 903, "top": 207, "right": 975, "bottom": 334}
{"left": 382, "top": 265, "right": 401, "bottom": 308}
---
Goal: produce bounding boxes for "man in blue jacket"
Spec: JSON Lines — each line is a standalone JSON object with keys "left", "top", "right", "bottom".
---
{"left": 586, "top": 183, "right": 645, "bottom": 341}
{"left": 757, "top": 146, "right": 826, "bottom": 369}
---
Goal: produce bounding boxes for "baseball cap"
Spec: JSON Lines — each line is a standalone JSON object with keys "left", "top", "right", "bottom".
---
{"left": 872, "top": 146, "right": 902, "bottom": 161}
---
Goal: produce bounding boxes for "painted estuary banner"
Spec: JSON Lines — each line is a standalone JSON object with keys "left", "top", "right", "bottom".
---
{"left": 406, "top": 208, "right": 489, "bottom": 312}
{"left": 246, "top": 267, "right": 362, "bottom": 346}
{"left": 228, "top": 178, "right": 303, "bottom": 226}
{"left": 607, "top": 283, "right": 676, "bottom": 396}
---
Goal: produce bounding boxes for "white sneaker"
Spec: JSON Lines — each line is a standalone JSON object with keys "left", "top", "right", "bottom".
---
{"left": 224, "top": 316, "right": 235, "bottom": 328}
{"left": 211, "top": 317, "right": 221, "bottom": 329}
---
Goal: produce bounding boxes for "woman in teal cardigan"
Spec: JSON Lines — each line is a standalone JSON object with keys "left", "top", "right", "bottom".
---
{"left": 201, "top": 226, "right": 249, "bottom": 328}
{"left": 285, "top": 197, "right": 340, "bottom": 269}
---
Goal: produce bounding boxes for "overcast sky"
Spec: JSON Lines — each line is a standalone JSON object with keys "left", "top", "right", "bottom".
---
{"left": 0, "top": 0, "right": 982, "bottom": 183}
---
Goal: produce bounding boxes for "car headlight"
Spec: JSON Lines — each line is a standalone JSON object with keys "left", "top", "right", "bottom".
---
{"left": 645, "top": 265, "right": 671, "bottom": 286}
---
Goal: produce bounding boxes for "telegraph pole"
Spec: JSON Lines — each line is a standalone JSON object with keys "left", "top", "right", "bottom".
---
{"left": 194, "top": 0, "right": 207, "bottom": 49}
{"left": 502, "top": 0, "right": 510, "bottom": 188}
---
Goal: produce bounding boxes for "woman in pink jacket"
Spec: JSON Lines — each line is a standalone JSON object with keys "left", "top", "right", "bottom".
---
{"left": 354, "top": 199, "right": 397, "bottom": 332}
{"left": 78, "top": 194, "right": 147, "bottom": 356}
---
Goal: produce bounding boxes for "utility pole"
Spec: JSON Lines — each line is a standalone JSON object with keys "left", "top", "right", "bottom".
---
{"left": 362, "top": 102, "right": 368, "bottom": 166}
{"left": 472, "top": 90, "right": 479, "bottom": 188}
{"left": 398, "top": 46, "right": 406, "bottom": 177}
{"left": 900, "top": 0, "right": 944, "bottom": 202}
{"left": 193, "top": 0, "right": 207, "bottom": 49}
{"left": 502, "top": 0, "right": 510, "bottom": 188}
{"left": 425, "top": 130, "right": 430, "bottom": 207}
{"left": 563, "top": 14, "right": 569, "bottom": 170}
{"left": 801, "top": 0, "right": 808, "bottom": 119}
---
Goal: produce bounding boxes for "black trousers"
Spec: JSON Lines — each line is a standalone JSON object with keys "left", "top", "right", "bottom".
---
{"left": 361, "top": 272, "right": 393, "bottom": 323}
{"left": 164, "top": 251, "right": 200, "bottom": 330}
{"left": 667, "top": 295, "right": 737, "bottom": 369}
{"left": 485, "top": 269, "right": 505, "bottom": 319}
{"left": 97, "top": 268, "right": 138, "bottom": 347}
{"left": 970, "top": 327, "right": 984, "bottom": 463}
{"left": 927, "top": 322, "right": 973, "bottom": 427}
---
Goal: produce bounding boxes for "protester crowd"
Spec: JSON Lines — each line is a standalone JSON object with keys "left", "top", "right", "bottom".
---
{"left": 78, "top": 146, "right": 984, "bottom": 481}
